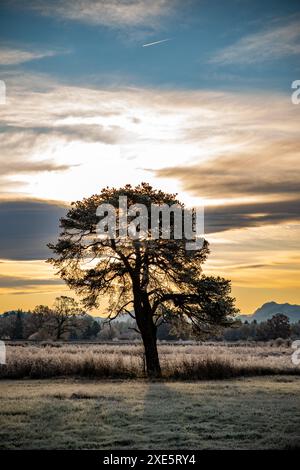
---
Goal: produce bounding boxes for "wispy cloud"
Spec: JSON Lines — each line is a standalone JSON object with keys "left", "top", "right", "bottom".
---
{"left": 205, "top": 200, "right": 300, "bottom": 234}
{"left": 1, "top": 72, "right": 299, "bottom": 228}
{"left": 210, "top": 20, "right": 300, "bottom": 64}
{"left": 0, "top": 274, "right": 63, "bottom": 288}
{"left": 157, "top": 139, "right": 300, "bottom": 200}
{"left": 0, "top": 46, "right": 60, "bottom": 66}
{"left": 9, "top": 0, "right": 175, "bottom": 29}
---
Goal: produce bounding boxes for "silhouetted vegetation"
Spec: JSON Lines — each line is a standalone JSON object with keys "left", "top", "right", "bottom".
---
{"left": 1, "top": 308, "right": 299, "bottom": 343}
{"left": 48, "top": 183, "right": 238, "bottom": 377}
{"left": 221, "top": 314, "right": 298, "bottom": 342}
{"left": 0, "top": 296, "right": 100, "bottom": 341}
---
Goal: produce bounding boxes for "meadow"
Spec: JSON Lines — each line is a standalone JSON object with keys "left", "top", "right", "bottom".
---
{"left": 1, "top": 376, "right": 300, "bottom": 449}
{"left": 1, "top": 342, "right": 300, "bottom": 450}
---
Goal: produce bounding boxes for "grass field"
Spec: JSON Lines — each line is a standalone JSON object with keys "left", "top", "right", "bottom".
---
{"left": 1, "top": 343, "right": 299, "bottom": 449}
{"left": 1, "top": 376, "right": 300, "bottom": 449}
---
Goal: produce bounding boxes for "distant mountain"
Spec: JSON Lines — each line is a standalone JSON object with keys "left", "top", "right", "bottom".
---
{"left": 94, "top": 313, "right": 135, "bottom": 324}
{"left": 239, "top": 301, "right": 300, "bottom": 323}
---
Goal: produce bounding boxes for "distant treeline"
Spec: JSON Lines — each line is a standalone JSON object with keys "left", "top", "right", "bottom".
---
{"left": 0, "top": 309, "right": 100, "bottom": 341}
{"left": 1, "top": 300, "right": 300, "bottom": 342}
{"left": 221, "top": 315, "right": 300, "bottom": 342}
{"left": 157, "top": 313, "right": 300, "bottom": 342}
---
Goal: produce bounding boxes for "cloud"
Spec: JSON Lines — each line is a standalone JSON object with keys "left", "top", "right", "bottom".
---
{"left": 0, "top": 77, "right": 136, "bottom": 193}
{"left": 0, "top": 156, "right": 71, "bottom": 176}
{"left": 0, "top": 199, "right": 67, "bottom": 260}
{"left": 210, "top": 20, "right": 300, "bottom": 64}
{"left": 205, "top": 199, "right": 300, "bottom": 234}
{"left": 0, "top": 127, "right": 75, "bottom": 192}
{"left": 156, "top": 139, "right": 300, "bottom": 200}
{"left": 1, "top": 72, "right": 299, "bottom": 230}
{"left": 2, "top": 123, "right": 126, "bottom": 146}
{"left": 0, "top": 46, "right": 61, "bottom": 65}
{"left": 0, "top": 274, "right": 63, "bottom": 288}
{"left": 9, "top": 0, "right": 174, "bottom": 28}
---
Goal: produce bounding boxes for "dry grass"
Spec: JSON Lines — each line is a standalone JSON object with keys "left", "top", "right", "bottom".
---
{"left": 0, "top": 342, "right": 299, "bottom": 380}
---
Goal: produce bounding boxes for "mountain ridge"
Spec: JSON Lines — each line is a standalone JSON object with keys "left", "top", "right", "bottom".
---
{"left": 239, "top": 301, "right": 300, "bottom": 323}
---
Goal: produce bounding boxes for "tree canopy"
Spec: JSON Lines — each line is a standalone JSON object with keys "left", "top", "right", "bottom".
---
{"left": 48, "top": 183, "right": 238, "bottom": 376}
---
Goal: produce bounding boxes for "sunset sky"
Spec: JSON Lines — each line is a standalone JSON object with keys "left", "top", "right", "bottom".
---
{"left": 0, "top": 0, "right": 299, "bottom": 314}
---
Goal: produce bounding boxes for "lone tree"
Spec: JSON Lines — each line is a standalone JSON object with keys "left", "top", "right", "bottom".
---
{"left": 48, "top": 183, "right": 237, "bottom": 377}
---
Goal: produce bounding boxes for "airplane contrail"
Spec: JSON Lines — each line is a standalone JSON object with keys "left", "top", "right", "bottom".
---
{"left": 142, "top": 38, "right": 171, "bottom": 48}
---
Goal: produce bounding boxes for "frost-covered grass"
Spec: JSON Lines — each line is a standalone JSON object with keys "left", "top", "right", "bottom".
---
{"left": 0, "top": 342, "right": 298, "bottom": 380}
{"left": 0, "top": 377, "right": 300, "bottom": 449}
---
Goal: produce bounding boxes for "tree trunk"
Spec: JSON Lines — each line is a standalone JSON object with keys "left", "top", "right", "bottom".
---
{"left": 134, "top": 290, "right": 161, "bottom": 378}
{"left": 140, "top": 322, "right": 161, "bottom": 378}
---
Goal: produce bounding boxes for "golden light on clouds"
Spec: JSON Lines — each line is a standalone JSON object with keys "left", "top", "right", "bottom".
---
{"left": 0, "top": 74, "right": 299, "bottom": 313}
